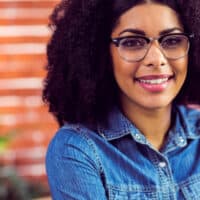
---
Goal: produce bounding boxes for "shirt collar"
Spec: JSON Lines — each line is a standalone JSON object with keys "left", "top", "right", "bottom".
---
{"left": 97, "top": 105, "right": 200, "bottom": 142}
{"left": 97, "top": 107, "right": 141, "bottom": 141}
{"left": 176, "top": 105, "right": 200, "bottom": 140}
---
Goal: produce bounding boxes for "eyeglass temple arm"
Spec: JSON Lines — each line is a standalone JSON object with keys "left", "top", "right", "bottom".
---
{"left": 110, "top": 38, "right": 120, "bottom": 46}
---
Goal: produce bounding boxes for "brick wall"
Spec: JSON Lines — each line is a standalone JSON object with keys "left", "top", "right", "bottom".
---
{"left": 0, "top": 0, "right": 59, "bottom": 193}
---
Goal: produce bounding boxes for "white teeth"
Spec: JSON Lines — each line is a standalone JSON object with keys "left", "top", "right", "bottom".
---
{"left": 138, "top": 78, "right": 168, "bottom": 84}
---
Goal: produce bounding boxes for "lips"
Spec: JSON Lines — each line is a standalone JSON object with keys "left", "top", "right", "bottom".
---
{"left": 134, "top": 74, "right": 174, "bottom": 92}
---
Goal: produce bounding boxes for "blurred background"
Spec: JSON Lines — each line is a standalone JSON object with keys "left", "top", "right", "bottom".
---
{"left": 0, "top": 0, "right": 59, "bottom": 199}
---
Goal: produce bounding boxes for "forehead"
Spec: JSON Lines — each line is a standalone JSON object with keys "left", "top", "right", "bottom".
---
{"left": 112, "top": 3, "right": 182, "bottom": 36}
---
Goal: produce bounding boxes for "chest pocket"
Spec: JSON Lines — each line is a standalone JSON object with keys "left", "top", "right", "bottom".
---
{"left": 107, "top": 185, "right": 157, "bottom": 200}
{"left": 180, "top": 176, "right": 200, "bottom": 200}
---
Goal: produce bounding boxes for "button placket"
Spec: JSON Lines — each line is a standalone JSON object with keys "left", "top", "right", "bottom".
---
{"left": 158, "top": 161, "right": 167, "bottom": 168}
{"left": 147, "top": 148, "right": 177, "bottom": 199}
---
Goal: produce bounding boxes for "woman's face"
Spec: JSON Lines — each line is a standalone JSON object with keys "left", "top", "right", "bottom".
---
{"left": 110, "top": 3, "right": 188, "bottom": 112}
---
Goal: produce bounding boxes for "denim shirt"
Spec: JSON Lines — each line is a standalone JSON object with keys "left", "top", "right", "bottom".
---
{"left": 46, "top": 105, "right": 200, "bottom": 200}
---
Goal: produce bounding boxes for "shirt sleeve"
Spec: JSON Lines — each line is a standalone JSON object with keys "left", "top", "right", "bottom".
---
{"left": 46, "top": 128, "right": 107, "bottom": 200}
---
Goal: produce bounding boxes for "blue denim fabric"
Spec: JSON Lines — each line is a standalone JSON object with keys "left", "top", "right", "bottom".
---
{"left": 46, "top": 105, "right": 200, "bottom": 200}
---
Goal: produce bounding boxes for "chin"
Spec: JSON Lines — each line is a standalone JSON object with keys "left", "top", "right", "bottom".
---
{"left": 140, "top": 99, "right": 173, "bottom": 110}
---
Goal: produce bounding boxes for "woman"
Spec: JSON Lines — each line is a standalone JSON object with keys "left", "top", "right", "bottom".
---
{"left": 43, "top": 0, "right": 200, "bottom": 199}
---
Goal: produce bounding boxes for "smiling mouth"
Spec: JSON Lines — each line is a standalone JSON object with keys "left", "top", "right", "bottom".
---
{"left": 135, "top": 75, "right": 174, "bottom": 85}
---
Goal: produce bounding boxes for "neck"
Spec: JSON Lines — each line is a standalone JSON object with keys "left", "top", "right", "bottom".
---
{"left": 122, "top": 104, "right": 172, "bottom": 150}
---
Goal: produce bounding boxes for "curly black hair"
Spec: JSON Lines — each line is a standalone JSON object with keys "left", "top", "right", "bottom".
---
{"left": 43, "top": 0, "right": 200, "bottom": 127}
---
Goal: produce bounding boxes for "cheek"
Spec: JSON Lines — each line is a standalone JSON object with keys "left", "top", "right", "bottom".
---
{"left": 110, "top": 46, "right": 121, "bottom": 70}
{"left": 179, "top": 58, "right": 188, "bottom": 80}
{"left": 171, "top": 57, "right": 188, "bottom": 80}
{"left": 110, "top": 45, "right": 138, "bottom": 79}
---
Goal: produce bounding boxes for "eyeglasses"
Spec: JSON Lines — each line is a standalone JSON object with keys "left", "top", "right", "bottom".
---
{"left": 111, "top": 33, "right": 194, "bottom": 62}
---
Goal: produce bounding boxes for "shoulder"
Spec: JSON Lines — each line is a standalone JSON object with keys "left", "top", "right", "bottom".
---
{"left": 46, "top": 123, "right": 103, "bottom": 168}
{"left": 177, "top": 105, "right": 200, "bottom": 135}
{"left": 45, "top": 124, "right": 107, "bottom": 198}
{"left": 47, "top": 124, "right": 95, "bottom": 153}
{"left": 178, "top": 104, "right": 200, "bottom": 119}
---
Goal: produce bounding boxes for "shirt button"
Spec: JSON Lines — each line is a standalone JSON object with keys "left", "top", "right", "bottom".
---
{"left": 158, "top": 162, "right": 166, "bottom": 168}
{"left": 135, "top": 133, "right": 142, "bottom": 141}
{"left": 176, "top": 136, "right": 186, "bottom": 147}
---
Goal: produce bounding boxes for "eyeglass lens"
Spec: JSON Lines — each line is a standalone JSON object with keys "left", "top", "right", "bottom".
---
{"left": 117, "top": 34, "right": 189, "bottom": 62}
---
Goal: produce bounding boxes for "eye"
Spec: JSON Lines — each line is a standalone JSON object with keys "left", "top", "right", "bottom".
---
{"left": 119, "top": 37, "right": 147, "bottom": 50}
{"left": 161, "top": 35, "right": 186, "bottom": 49}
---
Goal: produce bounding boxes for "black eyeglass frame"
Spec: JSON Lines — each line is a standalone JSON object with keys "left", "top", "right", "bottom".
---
{"left": 111, "top": 33, "right": 194, "bottom": 62}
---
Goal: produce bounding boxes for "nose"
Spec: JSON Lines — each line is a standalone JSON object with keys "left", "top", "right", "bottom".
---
{"left": 142, "top": 42, "right": 167, "bottom": 67}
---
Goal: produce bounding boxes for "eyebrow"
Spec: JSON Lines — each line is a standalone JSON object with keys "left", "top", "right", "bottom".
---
{"left": 119, "top": 29, "right": 145, "bottom": 36}
{"left": 118, "top": 27, "right": 183, "bottom": 36}
{"left": 159, "top": 27, "right": 183, "bottom": 35}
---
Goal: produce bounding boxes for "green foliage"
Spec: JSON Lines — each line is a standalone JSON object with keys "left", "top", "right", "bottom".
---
{"left": 0, "top": 130, "right": 18, "bottom": 152}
